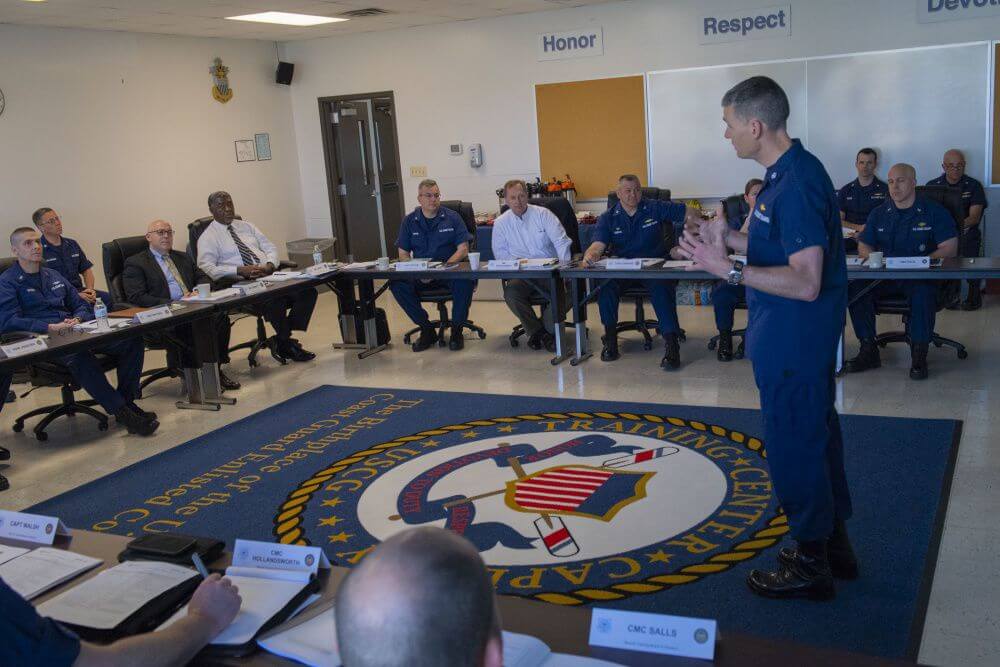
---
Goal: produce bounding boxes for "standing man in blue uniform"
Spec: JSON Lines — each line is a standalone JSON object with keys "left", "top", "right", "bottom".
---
{"left": 712, "top": 178, "right": 762, "bottom": 361}
{"left": 389, "top": 179, "right": 474, "bottom": 352}
{"left": 582, "top": 175, "right": 697, "bottom": 369}
{"left": 927, "top": 149, "right": 988, "bottom": 310}
{"left": 837, "top": 148, "right": 888, "bottom": 253}
{"left": 678, "top": 76, "right": 855, "bottom": 600}
{"left": 846, "top": 164, "right": 957, "bottom": 380}
{"left": 32, "top": 208, "right": 112, "bottom": 306}
{"left": 0, "top": 227, "right": 157, "bottom": 436}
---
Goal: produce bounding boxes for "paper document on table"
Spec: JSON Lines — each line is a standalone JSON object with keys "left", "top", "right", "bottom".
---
{"left": 0, "top": 547, "right": 102, "bottom": 600}
{"left": 0, "top": 544, "right": 29, "bottom": 565}
{"left": 262, "top": 271, "right": 305, "bottom": 282}
{"left": 183, "top": 287, "right": 240, "bottom": 302}
{"left": 842, "top": 226, "right": 855, "bottom": 238}
{"left": 502, "top": 631, "right": 623, "bottom": 666}
{"left": 72, "top": 320, "right": 131, "bottom": 333}
{"left": 521, "top": 258, "right": 559, "bottom": 269}
{"left": 661, "top": 260, "right": 694, "bottom": 268}
{"left": 846, "top": 256, "right": 866, "bottom": 266}
{"left": 343, "top": 261, "right": 378, "bottom": 270}
{"left": 258, "top": 602, "right": 339, "bottom": 666}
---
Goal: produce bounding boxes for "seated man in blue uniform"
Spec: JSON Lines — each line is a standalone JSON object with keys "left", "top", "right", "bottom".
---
{"left": 846, "top": 163, "right": 957, "bottom": 380}
{"left": 0, "top": 227, "right": 157, "bottom": 436}
{"left": 0, "top": 571, "right": 241, "bottom": 666}
{"left": 927, "top": 148, "right": 988, "bottom": 310}
{"left": 388, "top": 179, "right": 474, "bottom": 352}
{"left": 32, "top": 207, "right": 112, "bottom": 307}
{"left": 582, "top": 174, "right": 700, "bottom": 370}
{"left": 711, "top": 178, "right": 761, "bottom": 361}
{"left": 837, "top": 147, "right": 887, "bottom": 253}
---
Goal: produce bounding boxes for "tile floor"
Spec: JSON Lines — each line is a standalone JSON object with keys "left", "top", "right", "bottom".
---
{"left": 0, "top": 295, "right": 996, "bottom": 666}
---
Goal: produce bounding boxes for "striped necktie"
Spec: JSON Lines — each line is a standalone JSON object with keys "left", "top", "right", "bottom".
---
{"left": 227, "top": 224, "right": 259, "bottom": 265}
{"left": 161, "top": 253, "right": 189, "bottom": 292}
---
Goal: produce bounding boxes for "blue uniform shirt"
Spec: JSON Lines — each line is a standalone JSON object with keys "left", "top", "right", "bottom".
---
{"left": 396, "top": 207, "right": 471, "bottom": 262}
{"left": 746, "top": 139, "right": 847, "bottom": 377}
{"left": 837, "top": 177, "right": 888, "bottom": 225}
{"left": 40, "top": 235, "right": 93, "bottom": 291}
{"left": 0, "top": 264, "right": 93, "bottom": 334}
{"left": 593, "top": 199, "right": 686, "bottom": 258}
{"left": 859, "top": 197, "right": 956, "bottom": 257}
{"left": 925, "top": 173, "right": 988, "bottom": 218}
{"left": 0, "top": 577, "right": 81, "bottom": 666}
{"left": 152, "top": 250, "right": 186, "bottom": 300}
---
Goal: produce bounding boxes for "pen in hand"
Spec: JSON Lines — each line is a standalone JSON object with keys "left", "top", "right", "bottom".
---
{"left": 192, "top": 552, "right": 210, "bottom": 579}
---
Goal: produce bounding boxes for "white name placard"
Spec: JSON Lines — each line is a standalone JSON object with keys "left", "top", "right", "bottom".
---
{"left": 237, "top": 281, "right": 268, "bottom": 296}
{"left": 605, "top": 258, "right": 644, "bottom": 270}
{"left": 885, "top": 256, "right": 931, "bottom": 269}
{"left": 488, "top": 260, "right": 521, "bottom": 271}
{"left": 133, "top": 305, "right": 173, "bottom": 324}
{"left": 0, "top": 336, "right": 47, "bottom": 358}
{"left": 231, "top": 539, "right": 330, "bottom": 575}
{"left": 589, "top": 608, "right": 717, "bottom": 660}
{"left": 0, "top": 510, "right": 70, "bottom": 545}
{"left": 394, "top": 260, "right": 429, "bottom": 271}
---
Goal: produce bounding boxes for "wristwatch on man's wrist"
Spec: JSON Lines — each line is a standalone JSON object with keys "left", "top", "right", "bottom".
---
{"left": 727, "top": 260, "right": 745, "bottom": 286}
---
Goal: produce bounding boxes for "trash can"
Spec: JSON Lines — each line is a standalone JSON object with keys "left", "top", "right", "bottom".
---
{"left": 286, "top": 237, "right": 336, "bottom": 267}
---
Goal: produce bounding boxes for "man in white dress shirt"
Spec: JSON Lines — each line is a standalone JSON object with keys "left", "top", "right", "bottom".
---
{"left": 197, "top": 191, "right": 317, "bottom": 362}
{"left": 492, "top": 180, "right": 572, "bottom": 352}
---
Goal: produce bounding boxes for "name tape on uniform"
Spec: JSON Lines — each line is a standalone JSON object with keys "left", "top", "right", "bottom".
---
{"left": 134, "top": 305, "right": 174, "bottom": 324}
{"left": 231, "top": 539, "right": 330, "bottom": 575}
{"left": 589, "top": 608, "right": 717, "bottom": 660}
{"left": 0, "top": 336, "right": 47, "bottom": 358}
{"left": 700, "top": 4, "right": 790, "bottom": 44}
{"left": 0, "top": 509, "right": 70, "bottom": 545}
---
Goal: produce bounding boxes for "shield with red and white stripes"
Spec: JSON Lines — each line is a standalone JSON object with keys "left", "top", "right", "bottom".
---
{"left": 503, "top": 465, "right": 654, "bottom": 522}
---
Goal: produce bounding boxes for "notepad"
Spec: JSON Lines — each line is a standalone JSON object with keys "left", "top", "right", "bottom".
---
{"left": 521, "top": 258, "right": 559, "bottom": 269}
{"left": 262, "top": 271, "right": 306, "bottom": 282}
{"left": 182, "top": 287, "right": 241, "bottom": 302}
{"left": 0, "top": 544, "right": 29, "bottom": 565}
{"left": 661, "top": 260, "right": 694, "bottom": 268}
{"left": 0, "top": 547, "right": 102, "bottom": 600}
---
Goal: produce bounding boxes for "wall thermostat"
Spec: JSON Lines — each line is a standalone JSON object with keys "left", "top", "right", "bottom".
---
{"left": 449, "top": 143, "right": 463, "bottom": 155}
{"left": 469, "top": 143, "right": 483, "bottom": 168}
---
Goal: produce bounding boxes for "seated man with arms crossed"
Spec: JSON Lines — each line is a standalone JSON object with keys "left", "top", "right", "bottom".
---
{"left": 0, "top": 228, "right": 158, "bottom": 435}
{"left": 123, "top": 219, "right": 240, "bottom": 390}
{"left": 32, "top": 207, "right": 112, "bottom": 306}
{"left": 492, "top": 179, "right": 572, "bottom": 353}
{"left": 197, "top": 191, "right": 317, "bottom": 362}
{"left": 336, "top": 527, "right": 502, "bottom": 667}
{"left": 837, "top": 148, "right": 888, "bottom": 253}
{"left": 845, "top": 164, "right": 957, "bottom": 380}
{"left": 388, "top": 179, "right": 475, "bottom": 352}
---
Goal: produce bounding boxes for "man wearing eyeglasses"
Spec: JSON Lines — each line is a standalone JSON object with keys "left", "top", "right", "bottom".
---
{"left": 32, "top": 208, "right": 112, "bottom": 307}
{"left": 122, "top": 220, "right": 239, "bottom": 391}
{"left": 927, "top": 149, "right": 988, "bottom": 310}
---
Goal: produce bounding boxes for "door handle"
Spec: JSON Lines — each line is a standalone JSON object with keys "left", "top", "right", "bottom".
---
{"left": 357, "top": 121, "right": 369, "bottom": 186}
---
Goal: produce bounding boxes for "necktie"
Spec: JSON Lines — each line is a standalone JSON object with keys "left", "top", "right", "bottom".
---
{"left": 162, "top": 254, "right": 189, "bottom": 293}
{"left": 228, "top": 225, "right": 259, "bottom": 265}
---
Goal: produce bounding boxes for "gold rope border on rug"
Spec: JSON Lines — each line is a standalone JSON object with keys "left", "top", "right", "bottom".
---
{"left": 273, "top": 412, "right": 788, "bottom": 605}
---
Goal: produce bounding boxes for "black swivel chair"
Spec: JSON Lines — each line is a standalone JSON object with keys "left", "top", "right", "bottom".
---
{"left": 188, "top": 216, "right": 298, "bottom": 368}
{"left": 0, "top": 257, "right": 111, "bottom": 441}
{"left": 872, "top": 185, "right": 968, "bottom": 359}
{"left": 400, "top": 200, "right": 487, "bottom": 347}
{"left": 102, "top": 236, "right": 181, "bottom": 391}
{"left": 707, "top": 194, "right": 749, "bottom": 359}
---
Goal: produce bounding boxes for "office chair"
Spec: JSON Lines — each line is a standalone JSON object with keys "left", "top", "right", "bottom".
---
{"left": 102, "top": 236, "right": 180, "bottom": 391}
{"left": 873, "top": 185, "right": 967, "bottom": 359}
{"left": 188, "top": 216, "right": 298, "bottom": 368}
{"left": 400, "top": 200, "right": 487, "bottom": 347}
{"left": 707, "top": 194, "right": 749, "bottom": 359}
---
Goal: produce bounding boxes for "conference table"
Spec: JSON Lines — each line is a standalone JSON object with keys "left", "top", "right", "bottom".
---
{"left": 6, "top": 529, "right": 922, "bottom": 666}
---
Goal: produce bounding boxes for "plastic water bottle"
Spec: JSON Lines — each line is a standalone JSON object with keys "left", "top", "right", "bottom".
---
{"left": 94, "top": 298, "right": 109, "bottom": 332}
{"left": 312, "top": 244, "right": 323, "bottom": 267}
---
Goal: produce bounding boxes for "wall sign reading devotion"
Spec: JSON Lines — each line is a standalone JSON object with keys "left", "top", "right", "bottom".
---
{"left": 537, "top": 27, "right": 604, "bottom": 61}
{"left": 918, "top": 0, "right": 1000, "bottom": 24}
{"left": 699, "top": 5, "right": 790, "bottom": 45}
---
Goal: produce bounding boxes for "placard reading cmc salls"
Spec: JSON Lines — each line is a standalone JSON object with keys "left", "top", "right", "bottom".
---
{"left": 538, "top": 27, "right": 604, "bottom": 61}
{"left": 699, "top": 5, "right": 791, "bottom": 45}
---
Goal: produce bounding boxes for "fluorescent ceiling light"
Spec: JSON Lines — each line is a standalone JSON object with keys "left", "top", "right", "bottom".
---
{"left": 226, "top": 12, "right": 347, "bottom": 27}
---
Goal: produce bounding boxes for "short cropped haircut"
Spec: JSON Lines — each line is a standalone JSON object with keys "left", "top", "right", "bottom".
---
{"left": 503, "top": 179, "right": 527, "bottom": 196}
{"left": 31, "top": 208, "right": 54, "bottom": 226}
{"left": 618, "top": 174, "right": 641, "bottom": 187}
{"left": 744, "top": 178, "right": 764, "bottom": 196}
{"left": 417, "top": 179, "right": 438, "bottom": 191}
{"left": 721, "top": 76, "right": 789, "bottom": 131}
{"left": 207, "top": 191, "right": 230, "bottom": 209}
{"left": 856, "top": 147, "right": 877, "bottom": 162}
{"left": 11, "top": 226, "right": 36, "bottom": 246}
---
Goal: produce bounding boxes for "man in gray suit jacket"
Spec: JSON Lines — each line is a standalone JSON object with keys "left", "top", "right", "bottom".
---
{"left": 122, "top": 220, "right": 239, "bottom": 390}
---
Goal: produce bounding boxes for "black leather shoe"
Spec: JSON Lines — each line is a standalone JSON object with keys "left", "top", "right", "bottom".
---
{"left": 778, "top": 522, "right": 859, "bottom": 579}
{"left": 115, "top": 406, "right": 159, "bottom": 437}
{"left": 412, "top": 326, "right": 438, "bottom": 352}
{"left": 542, "top": 332, "right": 557, "bottom": 354}
{"left": 280, "top": 340, "right": 315, "bottom": 362}
{"left": 526, "top": 330, "right": 544, "bottom": 350}
{"left": 601, "top": 337, "right": 620, "bottom": 362}
{"left": 127, "top": 402, "right": 157, "bottom": 422}
{"left": 448, "top": 327, "right": 464, "bottom": 351}
{"left": 0, "top": 446, "right": 10, "bottom": 461}
{"left": 717, "top": 330, "right": 733, "bottom": 362}
{"left": 910, "top": 342, "right": 929, "bottom": 380}
{"left": 660, "top": 333, "right": 680, "bottom": 370}
{"left": 747, "top": 540, "right": 835, "bottom": 600}
{"left": 219, "top": 370, "right": 241, "bottom": 391}
{"left": 845, "top": 339, "right": 880, "bottom": 373}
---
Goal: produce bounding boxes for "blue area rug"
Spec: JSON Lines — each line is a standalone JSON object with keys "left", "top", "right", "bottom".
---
{"left": 29, "top": 385, "right": 960, "bottom": 660}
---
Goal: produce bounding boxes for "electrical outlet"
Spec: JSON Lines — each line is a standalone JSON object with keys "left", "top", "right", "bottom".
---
{"left": 409, "top": 166, "right": 428, "bottom": 178}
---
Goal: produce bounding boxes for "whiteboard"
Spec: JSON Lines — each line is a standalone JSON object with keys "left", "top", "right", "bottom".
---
{"left": 646, "top": 43, "right": 990, "bottom": 199}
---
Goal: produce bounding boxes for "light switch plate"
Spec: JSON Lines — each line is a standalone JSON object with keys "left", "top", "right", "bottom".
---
{"left": 409, "top": 166, "right": 428, "bottom": 177}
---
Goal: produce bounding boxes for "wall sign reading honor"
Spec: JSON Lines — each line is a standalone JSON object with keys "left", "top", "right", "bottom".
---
{"left": 700, "top": 5, "right": 791, "bottom": 44}
{"left": 537, "top": 27, "right": 604, "bottom": 61}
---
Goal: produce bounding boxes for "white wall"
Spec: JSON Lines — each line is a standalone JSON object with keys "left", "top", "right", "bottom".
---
{"left": 0, "top": 25, "right": 305, "bottom": 289}
{"left": 284, "top": 0, "right": 1000, "bottom": 238}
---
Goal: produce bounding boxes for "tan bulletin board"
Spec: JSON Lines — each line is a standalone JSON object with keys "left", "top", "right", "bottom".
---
{"left": 535, "top": 76, "right": 647, "bottom": 200}
{"left": 993, "top": 43, "right": 1000, "bottom": 185}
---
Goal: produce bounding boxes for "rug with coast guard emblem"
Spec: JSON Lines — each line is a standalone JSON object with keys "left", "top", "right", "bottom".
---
{"left": 30, "top": 385, "right": 961, "bottom": 660}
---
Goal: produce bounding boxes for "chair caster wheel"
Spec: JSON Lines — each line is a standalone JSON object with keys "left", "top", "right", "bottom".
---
{"left": 403, "top": 335, "right": 412, "bottom": 344}
{"left": 678, "top": 331, "right": 687, "bottom": 342}
{"left": 98, "top": 421, "right": 109, "bottom": 431}
{"left": 510, "top": 337, "right": 519, "bottom": 348}
{"left": 958, "top": 349, "right": 969, "bottom": 359}
{"left": 438, "top": 339, "right": 447, "bottom": 347}
{"left": 478, "top": 331, "right": 486, "bottom": 340}
{"left": 36, "top": 431, "right": 48, "bottom": 442}
{"left": 13, "top": 422, "right": 24, "bottom": 433}
{"left": 735, "top": 351, "right": 745, "bottom": 360}
{"left": 643, "top": 342, "right": 652, "bottom": 351}
{"left": 707, "top": 340, "right": 717, "bottom": 350}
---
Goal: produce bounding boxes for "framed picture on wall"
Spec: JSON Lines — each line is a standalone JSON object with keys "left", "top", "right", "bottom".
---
{"left": 255, "top": 133, "right": 272, "bottom": 161}
{"left": 235, "top": 139, "right": 256, "bottom": 163}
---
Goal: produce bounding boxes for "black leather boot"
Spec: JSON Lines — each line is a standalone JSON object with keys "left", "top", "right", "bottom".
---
{"left": 448, "top": 326, "right": 465, "bottom": 351}
{"left": 909, "top": 342, "right": 929, "bottom": 380}
{"left": 717, "top": 330, "right": 733, "bottom": 362}
{"left": 601, "top": 328, "right": 620, "bottom": 362}
{"left": 747, "top": 540, "right": 835, "bottom": 600}
{"left": 411, "top": 326, "right": 438, "bottom": 352}
{"left": 845, "top": 339, "right": 880, "bottom": 373}
{"left": 778, "top": 521, "right": 859, "bottom": 580}
{"left": 660, "top": 333, "right": 680, "bottom": 370}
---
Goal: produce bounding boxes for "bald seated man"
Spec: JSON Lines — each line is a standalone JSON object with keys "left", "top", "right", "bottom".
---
{"left": 122, "top": 219, "right": 239, "bottom": 390}
{"left": 336, "top": 527, "right": 503, "bottom": 667}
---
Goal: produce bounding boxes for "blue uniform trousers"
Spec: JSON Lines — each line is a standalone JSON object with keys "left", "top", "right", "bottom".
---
{"left": 597, "top": 279, "right": 679, "bottom": 335}
{"left": 961, "top": 225, "right": 981, "bottom": 259}
{"left": 0, "top": 373, "right": 11, "bottom": 407}
{"left": 754, "top": 367, "right": 853, "bottom": 542}
{"left": 61, "top": 337, "right": 144, "bottom": 413}
{"left": 389, "top": 279, "right": 474, "bottom": 328}
{"left": 848, "top": 280, "right": 937, "bottom": 343}
{"left": 711, "top": 282, "right": 745, "bottom": 332}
